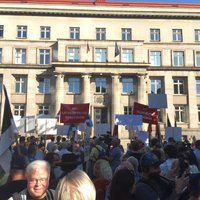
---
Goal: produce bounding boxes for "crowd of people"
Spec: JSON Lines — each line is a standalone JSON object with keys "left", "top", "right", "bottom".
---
{"left": 0, "top": 134, "right": 200, "bottom": 200}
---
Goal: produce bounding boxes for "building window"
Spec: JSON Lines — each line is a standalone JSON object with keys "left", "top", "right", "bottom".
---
{"left": 68, "top": 77, "right": 80, "bottom": 93}
{"left": 0, "top": 25, "right": 4, "bottom": 38}
{"left": 70, "top": 27, "right": 80, "bottom": 40}
{"left": 173, "top": 51, "right": 184, "bottom": 67}
{"left": 122, "top": 28, "right": 132, "bottom": 41}
{"left": 122, "top": 78, "right": 134, "bottom": 94}
{"left": 40, "top": 26, "right": 50, "bottom": 39}
{"left": 95, "top": 48, "right": 107, "bottom": 62}
{"left": 150, "top": 51, "right": 161, "bottom": 66}
{"left": 122, "top": 49, "right": 133, "bottom": 63}
{"left": 38, "top": 105, "right": 49, "bottom": 115}
{"left": 15, "top": 48, "right": 26, "bottom": 64}
{"left": 172, "top": 29, "right": 182, "bottom": 42}
{"left": 14, "top": 105, "right": 25, "bottom": 117}
{"left": 68, "top": 47, "right": 80, "bottom": 62}
{"left": 15, "top": 77, "right": 27, "bottom": 93}
{"left": 150, "top": 29, "right": 160, "bottom": 41}
{"left": 174, "top": 79, "right": 185, "bottom": 94}
{"left": 94, "top": 108, "right": 107, "bottom": 124}
{"left": 95, "top": 78, "right": 106, "bottom": 93}
{"left": 151, "top": 79, "right": 162, "bottom": 94}
{"left": 0, "top": 48, "right": 2, "bottom": 64}
{"left": 40, "top": 49, "right": 50, "bottom": 64}
{"left": 38, "top": 78, "right": 50, "bottom": 94}
{"left": 124, "top": 106, "right": 132, "bottom": 115}
{"left": 195, "top": 29, "right": 200, "bottom": 42}
{"left": 17, "top": 26, "right": 27, "bottom": 38}
{"left": 196, "top": 51, "right": 200, "bottom": 67}
{"left": 175, "top": 105, "right": 186, "bottom": 123}
{"left": 96, "top": 28, "right": 106, "bottom": 40}
{"left": 196, "top": 79, "right": 200, "bottom": 95}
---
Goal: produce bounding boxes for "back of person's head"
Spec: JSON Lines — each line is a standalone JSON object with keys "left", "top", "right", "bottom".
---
{"left": 195, "top": 140, "right": 200, "bottom": 149}
{"left": 164, "top": 144, "right": 177, "bottom": 159}
{"left": 131, "top": 140, "right": 140, "bottom": 151}
{"left": 127, "top": 156, "right": 139, "bottom": 171}
{"left": 19, "top": 136, "right": 26, "bottom": 144}
{"left": 26, "top": 160, "right": 50, "bottom": 179}
{"left": 150, "top": 138, "right": 160, "bottom": 148}
{"left": 54, "top": 169, "right": 96, "bottom": 200}
{"left": 110, "top": 168, "right": 135, "bottom": 200}
{"left": 93, "top": 159, "right": 113, "bottom": 180}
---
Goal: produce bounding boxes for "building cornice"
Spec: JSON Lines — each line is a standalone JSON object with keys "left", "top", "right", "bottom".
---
{"left": 0, "top": 1, "right": 200, "bottom": 19}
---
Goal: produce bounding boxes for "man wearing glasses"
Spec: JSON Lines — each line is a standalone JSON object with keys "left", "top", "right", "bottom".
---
{"left": 9, "top": 160, "right": 54, "bottom": 200}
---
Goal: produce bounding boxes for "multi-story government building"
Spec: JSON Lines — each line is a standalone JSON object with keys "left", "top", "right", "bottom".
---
{"left": 0, "top": 0, "right": 200, "bottom": 141}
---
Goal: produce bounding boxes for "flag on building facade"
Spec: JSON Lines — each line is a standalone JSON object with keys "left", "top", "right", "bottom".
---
{"left": 167, "top": 114, "right": 172, "bottom": 127}
{"left": 0, "top": 85, "right": 18, "bottom": 173}
{"left": 86, "top": 42, "right": 90, "bottom": 53}
{"left": 114, "top": 41, "right": 120, "bottom": 57}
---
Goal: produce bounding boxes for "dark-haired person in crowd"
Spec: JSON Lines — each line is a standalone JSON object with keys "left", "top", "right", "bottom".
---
{"left": 0, "top": 155, "right": 29, "bottom": 200}
{"left": 109, "top": 168, "right": 135, "bottom": 200}
{"left": 193, "top": 140, "right": 200, "bottom": 170}
{"left": 134, "top": 151, "right": 189, "bottom": 200}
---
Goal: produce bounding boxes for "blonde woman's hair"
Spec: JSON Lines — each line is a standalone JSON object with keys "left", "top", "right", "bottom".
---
{"left": 93, "top": 159, "right": 113, "bottom": 180}
{"left": 54, "top": 169, "right": 96, "bottom": 200}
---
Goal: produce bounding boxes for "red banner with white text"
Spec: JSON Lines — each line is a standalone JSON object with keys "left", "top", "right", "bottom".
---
{"left": 60, "top": 103, "right": 89, "bottom": 124}
{"left": 133, "top": 102, "right": 157, "bottom": 124}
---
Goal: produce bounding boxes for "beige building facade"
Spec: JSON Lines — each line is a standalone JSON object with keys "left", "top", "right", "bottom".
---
{"left": 0, "top": 0, "right": 200, "bottom": 141}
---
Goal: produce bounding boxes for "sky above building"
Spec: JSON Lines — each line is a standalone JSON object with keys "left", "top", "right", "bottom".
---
{"left": 109, "top": 0, "right": 200, "bottom": 3}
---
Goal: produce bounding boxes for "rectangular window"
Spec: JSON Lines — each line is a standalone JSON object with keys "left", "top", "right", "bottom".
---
{"left": 38, "top": 78, "right": 50, "bottom": 94}
{"left": 94, "top": 108, "right": 107, "bottom": 124}
{"left": 0, "top": 48, "right": 2, "bottom": 64}
{"left": 122, "top": 49, "right": 133, "bottom": 63}
{"left": 40, "top": 49, "right": 50, "bottom": 64}
{"left": 151, "top": 79, "right": 162, "bottom": 94}
{"left": 174, "top": 79, "right": 185, "bottom": 94}
{"left": 195, "top": 29, "right": 200, "bottom": 42}
{"left": 150, "top": 29, "right": 160, "bottom": 41}
{"left": 173, "top": 51, "right": 184, "bottom": 66}
{"left": 95, "top": 78, "right": 106, "bottom": 93}
{"left": 68, "top": 47, "right": 80, "bottom": 62}
{"left": 172, "top": 29, "right": 182, "bottom": 42}
{"left": 70, "top": 27, "right": 80, "bottom": 40}
{"left": 124, "top": 106, "right": 132, "bottom": 115}
{"left": 40, "top": 26, "right": 50, "bottom": 39}
{"left": 122, "top": 28, "right": 132, "bottom": 41}
{"left": 196, "top": 79, "right": 200, "bottom": 95}
{"left": 95, "top": 48, "right": 107, "bottom": 62}
{"left": 15, "top": 48, "right": 26, "bottom": 64}
{"left": 68, "top": 77, "right": 80, "bottom": 93}
{"left": 196, "top": 51, "right": 200, "bottom": 67}
{"left": 17, "top": 26, "right": 27, "bottom": 38}
{"left": 38, "top": 105, "right": 49, "bottom": 115}
{"left": 15, "top": 77, "right": 27, "bottom": 93}
{"left": 96, "top": 28, "right": 106, "bottom": 40}
{"left": 150, "top": 51, "right": 161, "bottom": 66}
{"left": 14, "top": 105, "right": 25, "bottom": 117}
{"left": 122, "top": 78, "right": 134, "bottom": 94}
{"left": 175, "top": 105, "right": 186, "bottom": 123}
{"left": 0, "top": 25, "right": 4, "bottom": 38}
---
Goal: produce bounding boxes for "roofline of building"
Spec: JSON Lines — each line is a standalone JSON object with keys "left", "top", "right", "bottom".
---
{"left": 0, "top": 0, "right": 199, "bottom": 8}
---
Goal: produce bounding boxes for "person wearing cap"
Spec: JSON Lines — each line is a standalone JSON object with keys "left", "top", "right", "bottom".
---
{"left": 134, "top": 151, "right": 189, "bottom": 200}
{"left": 0, "top": 155, "right": 29, "bottom": 200}
{"left": 8, "top": 160, "right": 54, "bottom": 200}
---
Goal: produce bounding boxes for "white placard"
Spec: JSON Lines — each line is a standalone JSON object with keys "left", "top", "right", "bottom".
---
{"left": 148, "top": 94, "right": 167, "bottom": 109}
{"left": 165, "top": 127, "right": 182, "bottom": 142}
{"left": 37, "top": 118, "right": 57, "bottom": 135}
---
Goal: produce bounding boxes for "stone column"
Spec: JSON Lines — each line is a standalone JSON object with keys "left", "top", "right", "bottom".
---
{"left": 111, "top": 74, "right": 120, "bottom": 129}
{"left": 82, "top": 74, "right": 91, "bottom": 104}
{"left": 54, "top": 74, "right": 64, "bottom": 116}
{"left": 26, "top": 72, "right": 37, "bottom": 116}
{"left": 138, "top": 74, "right": 147, "bottom": 104}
